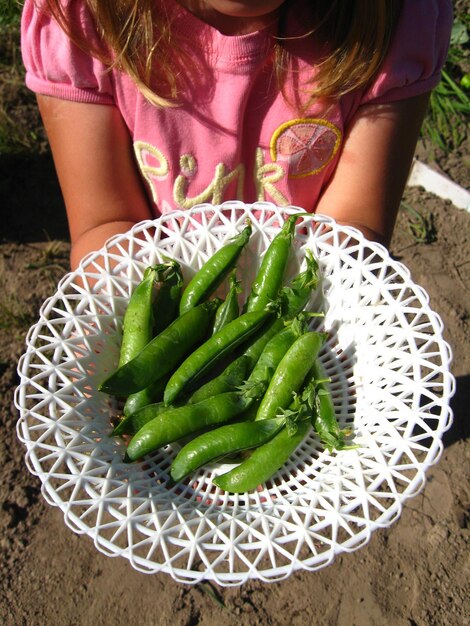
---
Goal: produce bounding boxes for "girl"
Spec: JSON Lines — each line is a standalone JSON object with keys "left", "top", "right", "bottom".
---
{"left": 21, "top": 0, "right": 452, "bottom": 270}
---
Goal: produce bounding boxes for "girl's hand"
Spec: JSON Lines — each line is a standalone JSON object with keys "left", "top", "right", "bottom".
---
{"left": 37, "top": 96, "right": 154, "bottom": 270}
{"left": 315, "top": 92, "right": 431, "bottom": 247}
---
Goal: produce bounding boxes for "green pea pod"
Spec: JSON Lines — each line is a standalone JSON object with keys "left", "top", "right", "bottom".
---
{"left": 123, "top": 260, "right": 183, "bottom": 416}
{"left": 170, "top": 417, "right": 285, "bottom": 483}
{"left": 311, "top": 359, "right": 355, "bottom": 452}
{"left": 122, "top": 374, "right": 169, "bottom": 418}
{"left": 125, "top": 390, "right": 251, "bottom": 462}
{"left": 184, "top": 254, "right": 321, "bottom": 407}
{"left": 152, "top": 259, "right": 184, "bottom": 335}
{"left": 113, "top": 400, "right": 170, "bottom": 437}
{"left": 187, "top": 319, "right": 289, "bottom": 410}
{"left": 187, "top": 354, "right": 250, "bottom": 404}
{"left": 279, "top": 249, "right": 320, "bottom": 317}
{"left": 255, "top": 330, "right": 327, "bottom": 421}
{"left": 172, "top": 252, "right": 320, "bottom": 410}
{"left": 212, "top": 270, "right": 241, "bottom": 335}
{"left": 212, "top": 420, "right": 311, "bottom": 493}
{"left": 118, "top": 265, "right": 165, "bottom": 368}
{"left": 179, "top": 221, "right": 252, "bottom": 315}
{"left": 237, "top": 246, "right": 321, "bottom": 371}
{"left": 98, "top": 299, "right": 220, "bottom": 396}
{"left": 163, "top": 308, "right": 273, "bottom": 405}
{"left": 241, "top": 315, "right": 309, "bottom": 398}
{"left": 213, "top": 371, "right": 318, "bottom": 492}
{"left": 245, "top": 213, "right": 303, "bottom": 313}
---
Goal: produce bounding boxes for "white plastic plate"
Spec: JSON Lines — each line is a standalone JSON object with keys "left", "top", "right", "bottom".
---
{"left": 15, "top": 202, "right": 455, "bottom": 585}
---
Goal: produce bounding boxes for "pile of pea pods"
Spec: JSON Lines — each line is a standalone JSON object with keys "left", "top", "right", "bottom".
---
{"left": 99, "top": 214, "right": 353, "bottom": 493}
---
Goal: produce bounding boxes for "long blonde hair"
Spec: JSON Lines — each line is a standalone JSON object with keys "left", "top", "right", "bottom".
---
{"left": 44, "top": 0, "right": 401, "bottom": 107}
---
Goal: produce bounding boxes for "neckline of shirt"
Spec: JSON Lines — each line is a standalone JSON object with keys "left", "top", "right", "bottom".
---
{"left": 167, "top": 0, "right": 278, "bottom": 66}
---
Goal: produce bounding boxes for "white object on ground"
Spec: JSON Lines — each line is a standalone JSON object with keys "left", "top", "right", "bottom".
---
{"left": 407, "top": 159, "right": 470, "bottom": 212}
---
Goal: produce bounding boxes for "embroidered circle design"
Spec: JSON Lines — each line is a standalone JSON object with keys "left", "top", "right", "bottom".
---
{"left": 270, "top": 118, "right": 341, "bottom": 178}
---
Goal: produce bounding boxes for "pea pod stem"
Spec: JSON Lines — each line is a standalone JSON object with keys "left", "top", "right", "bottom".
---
{"left": 98, "top": 299, "right": 220, "bottom": 396}
{"left": 179, "top": 221, "right": 252, "bottom": 315}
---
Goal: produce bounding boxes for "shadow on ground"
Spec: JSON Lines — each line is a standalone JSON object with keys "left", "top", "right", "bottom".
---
{"left": 444, "top": 374, "right": 470, "bottom": 448}
{"left": 1, "top": 152, "right": 68, "bottom": 243}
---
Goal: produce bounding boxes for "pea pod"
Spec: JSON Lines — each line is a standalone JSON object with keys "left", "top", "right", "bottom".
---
{"left": 188, "top": 320, "right": 303, "bottom": 420}
{"left": 239, "top": 247, "right": 321, "bottom": 369}
{"left": 163, "top": 308, "right": 273, "bottom": 405}
{"left": 212, "top": 420, "right": 311, "bottom": 493}
{"left": 213, "top": 373, "right": 318, "bottom": 492}
{"left": 152, "top": 258, "right": 184, "bottom": 335}
{"left": 212, "top": 270, "right": 241, "bottom": 335}
{"left": 184, "top": 255, "right": 322, "bottom": 407}
{"left": 113, "top": 400, "right": 170, "bottom": 437}
{"left": 187, "top": 354, "right": 250, "bottom": 404}
{"left": 125, "top": 390, "right": 253, "bottom": 462}
{"left": 170, "top": 417, "right": 285, "bottom": 483}
{"left": 123, "top": 260, "right": 183, "bottom": 416}
{"left": 311, "top": 359, "right": 355, "bottom": 452}
{"left": 245, "top": 213, "right": 302, "bottom": 313}
{"left": 98, "top": 299, "right": 220, "bottom": 396}
{"left": 241, "top": 315, "right": 309, "bottom": 398}
{"left": 255, "top": 330, "right": 327, "bottom": 421}
{"left": 173, "top": 343, "right": 316, "bottom": 487}
{"left": 121, "top": 374, "right": 169, "bottom": 418}
{"left": 179, "top": 221, "right": 252, "bottom": 315}
{"left": 118, "top": 264, "right": 167, "bottom": 367}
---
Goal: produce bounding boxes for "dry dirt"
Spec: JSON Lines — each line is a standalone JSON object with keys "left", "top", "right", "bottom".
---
{"left": 1, "top": 141, "right": 469, "bottom": 623}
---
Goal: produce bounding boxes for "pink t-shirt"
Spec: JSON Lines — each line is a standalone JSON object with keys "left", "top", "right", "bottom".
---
{"left": 21, "top": 0, "right": 452, "bottom": 216}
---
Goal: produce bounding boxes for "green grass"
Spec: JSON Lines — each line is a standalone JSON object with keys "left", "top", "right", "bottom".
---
{"left": 0, "top": 0, "right": 47, "bottom": 154}
{"left": 399, "top": 202, "right": 437, "bottom": 245}
{"left": 0, "top": 281, "right": 36, "bottom": 331}
{"left": 23, "top": 240, "right": 69, "bottom": 270}
{"left": 0, "top": 0, "right": 22, "bottom": 28}
{"left": 421, "top": 16, "right": 470, "bottom": 152}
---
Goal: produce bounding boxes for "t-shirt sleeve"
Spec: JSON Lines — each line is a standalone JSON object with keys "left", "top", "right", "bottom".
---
{"left": 21, "top": 0, "right": 114, "bottom": 104}
{"left": 362, "top": 0, "right": 453, "bottom": 105}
